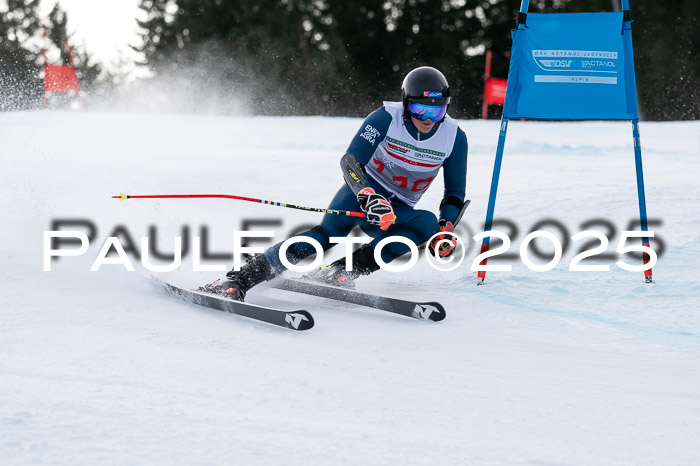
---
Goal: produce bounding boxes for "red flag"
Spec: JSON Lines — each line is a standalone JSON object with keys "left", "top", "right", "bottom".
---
{"left": 43, "top": 64, "right": 80, "bottom": 94}
{"left": 484, "top": 77, "right": 507, "bottom": 106}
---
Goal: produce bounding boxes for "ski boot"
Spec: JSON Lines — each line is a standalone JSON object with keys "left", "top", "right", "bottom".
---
{"left": 304, "top": 244, "right": 380, "bottom": 289}
{"left": 201, "top": 254, "right": 275, "bottom": 301}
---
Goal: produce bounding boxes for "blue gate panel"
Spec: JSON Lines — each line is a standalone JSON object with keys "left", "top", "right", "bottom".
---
{"left": 503, "top": 12, "right": 639, "bottom": 120}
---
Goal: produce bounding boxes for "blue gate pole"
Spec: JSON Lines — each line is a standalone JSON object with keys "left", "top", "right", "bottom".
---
{"left": 519, "top": 0, "right": 530, "bottom": 14}
{"left": 516, "top": 0, "right": 531, "bottom": 27}
{"left": 631, "top": 119, "right": 653, "bottom": 283}
{"left": 622, "top": 0, "right": 653, "bottom": 283}
{"left": 476, "top": 0, "right": 525, "bottom": 285}
{"left": 477, "top": 117, "right": 509, "bottom": 285}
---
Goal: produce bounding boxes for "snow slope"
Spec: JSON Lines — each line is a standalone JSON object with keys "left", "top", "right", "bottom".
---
{"left": 1, "top": 111, "right": 699, "bottom": 465}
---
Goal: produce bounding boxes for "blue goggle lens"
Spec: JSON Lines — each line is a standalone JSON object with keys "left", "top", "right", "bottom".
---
{"left": 408, "top": 102, "right": 447, "bottom": 122}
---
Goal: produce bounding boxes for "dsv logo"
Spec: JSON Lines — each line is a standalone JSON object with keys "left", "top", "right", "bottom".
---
{"left": 540, "top": 59, "right": 572, "bottom": 68}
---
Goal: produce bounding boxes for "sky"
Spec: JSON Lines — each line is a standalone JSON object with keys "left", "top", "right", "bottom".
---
{"left": 40, "top": 0, "right": 144, "bottom": 69}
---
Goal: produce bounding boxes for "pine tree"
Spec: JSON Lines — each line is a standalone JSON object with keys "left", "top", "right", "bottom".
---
{"left": 630, "top": 0, "right": 699, "bottom": 119}
{"left": 46, "top": 4, "right": 70, "bottom": 64}
{"left": 134, "top": 0, "right": 178, "bottom": 68}
{"left": 45, "top": 3, "right": 102, "bottom": 93}
{"left": 132, "top": 0, "right": 697, "bottom": 119}
{"left": 133, "top": 0, "right": 352, "bottom": 115}
{"left": 320, "top": 0, "right": 520, "bottom": 117}
{"left": 0, "top": 0, "right": 43, "bottom": 110}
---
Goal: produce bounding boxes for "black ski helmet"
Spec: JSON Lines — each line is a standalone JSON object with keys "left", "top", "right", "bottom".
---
{"left": 401, "top": 66, "right": 450, "bottom": 121}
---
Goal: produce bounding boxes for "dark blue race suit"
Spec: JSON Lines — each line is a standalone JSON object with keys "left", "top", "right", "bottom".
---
{"left": 264, "top": 106, "right": 468, "bottom": 272}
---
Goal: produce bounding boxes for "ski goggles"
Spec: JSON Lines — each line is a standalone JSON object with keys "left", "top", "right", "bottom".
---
{"left": 408, "top": 102, "right": 447, "bottom": 122}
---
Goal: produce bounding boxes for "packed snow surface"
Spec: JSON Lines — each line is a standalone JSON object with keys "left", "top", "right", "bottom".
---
{"left": 1, "top": 111, "right": 699, "bottom": 465}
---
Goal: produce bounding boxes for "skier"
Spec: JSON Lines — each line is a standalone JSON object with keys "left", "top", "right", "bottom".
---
{"left": 204, "top": 66, "right": 468, "bottom": 301}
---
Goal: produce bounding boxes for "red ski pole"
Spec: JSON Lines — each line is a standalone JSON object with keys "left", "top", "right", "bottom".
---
{"left": 112, "top": 193, "right": 366, "bottom": 218}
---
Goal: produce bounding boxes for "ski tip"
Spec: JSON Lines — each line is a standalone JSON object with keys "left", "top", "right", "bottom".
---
{"left": 284, "top": 310, "right": 315, "bottom": 331}
{"left": 412, "top": 302, "right": 446, "bottom": 322}
{"left": 112, "top": 193, "right": 129, "bottom": 201}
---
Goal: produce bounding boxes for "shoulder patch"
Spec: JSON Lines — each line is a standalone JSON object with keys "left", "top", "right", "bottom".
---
{"left": 360, "top": 124, "right": 381, "bottom": 145}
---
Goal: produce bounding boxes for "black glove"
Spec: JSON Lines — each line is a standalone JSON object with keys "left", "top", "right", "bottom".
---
{"left": 429, "top": 220, "right": 457, "bottom": 258}
{"left": 357, "top": 187, "right": 395, "bottom": 231}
